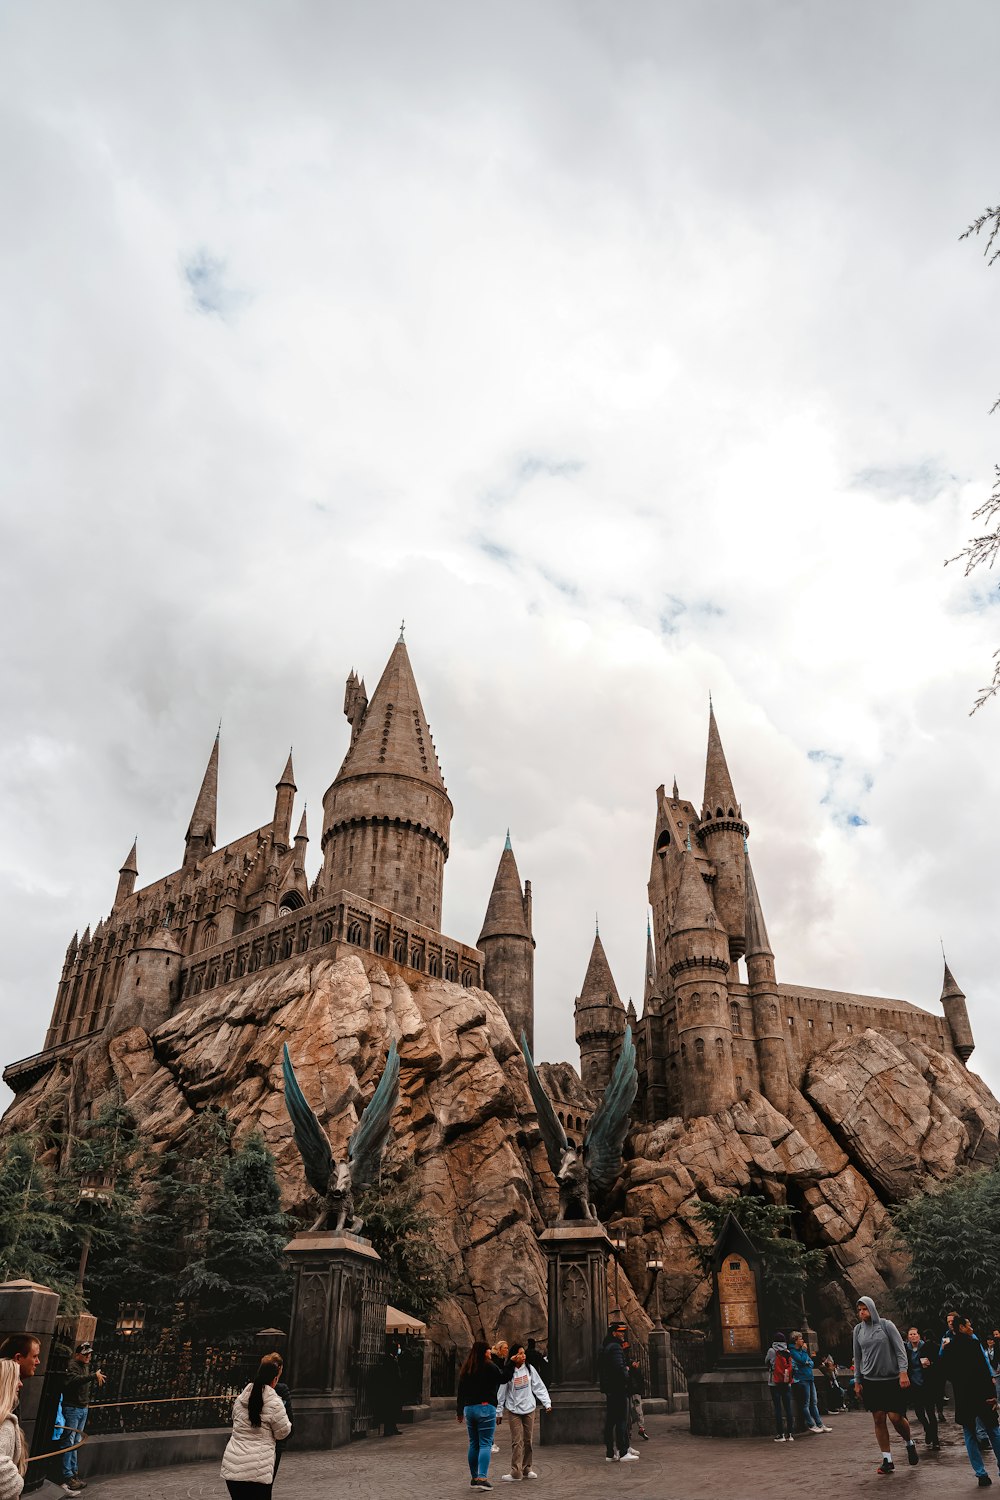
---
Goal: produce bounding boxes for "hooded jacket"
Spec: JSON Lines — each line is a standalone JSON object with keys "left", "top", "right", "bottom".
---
{"left": 940, "top": 1330, "right": 999, "bottom": 1429}
{"left": 790, "top": 1344, "right": 815, "bottom": 1383}
{"left": 497, "top": 1362, "right": 551, "bottom": 1416}
{"left": 852, "top": 1297, "right": 907, "bottom": 1381}
{"left": 765, "top": 1341, "right": 792, "bottom": 1386}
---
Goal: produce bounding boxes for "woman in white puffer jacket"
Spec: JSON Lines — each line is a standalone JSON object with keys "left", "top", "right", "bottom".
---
{"left": 220, "top": 1357, "right": 291, "bottom": 1500}
{"left": 0, "top": 1360, "right": 26, "bottom": 1500}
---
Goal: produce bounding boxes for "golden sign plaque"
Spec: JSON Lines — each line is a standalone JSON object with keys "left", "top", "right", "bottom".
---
{"left": 716, "top": 1253, "right": 761, "bottom": 1356}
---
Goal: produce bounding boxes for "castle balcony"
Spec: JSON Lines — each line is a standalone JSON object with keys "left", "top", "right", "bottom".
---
{"left": 176, "top": 887, "right": 484, "bottom": 1002}
{"left": 3, "top": 1035, "right": 83, "bottom": 1096}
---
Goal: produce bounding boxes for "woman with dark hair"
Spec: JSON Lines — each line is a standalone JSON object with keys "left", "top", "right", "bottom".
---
{"left": 456, "top": 1340, "right": 504, "bottom": 1489}
{"left": 220, "top": 1358, "right": 292, "bottom": 1500}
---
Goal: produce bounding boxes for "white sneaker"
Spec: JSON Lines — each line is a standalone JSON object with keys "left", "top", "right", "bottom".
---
{"left": 500, "top": 1476, "right": 518, "bottom": 1483}
{"left": 821, "top": 1425, "right": 833, "bottom": 1432}
{"left": 605, "top": 1456, "right": 619, "bottom": 1462}
{"left": 774, "top": 1435, "right": 786, "bottom": 1442}
{"left": 628, "top": 1447, "right": 640, "bottom": 1456}
{"left": 492, "top": 1445, "right": 500, "bottom": 1454}
{"left": 787, "top": 1436, "right": 795, "bottom": 1443}
{"left": 619, "top": 1453, "right": 640, "bottom": 1462}
{"left": 524, "top": 1473, "right": 538, "bottom": 1480}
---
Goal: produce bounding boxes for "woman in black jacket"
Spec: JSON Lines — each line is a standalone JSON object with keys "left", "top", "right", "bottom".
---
{"left": 456, "top": 1342, "right": 504, "bottom": 1489}
{"left": 939, "top": 1315, "right": 1000, "bottom": 1487}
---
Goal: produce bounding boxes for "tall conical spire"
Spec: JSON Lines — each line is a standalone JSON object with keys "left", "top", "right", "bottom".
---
{"left": 644, "top": 916, "right": 657, "bottom": 1002}
{"left": 333, "top": 638, "right": 447, "bottom": 791}
{"left": 185, "top": 733, "right": 219, "bottom": 862}
{"left": 671, "top": 849, "right": 719, "bottom": 933}
{"left": 577, "top": 932, "right": 625, "bottom": 1012}
{"left": 478, "top": 839, "right": 531, "bottom": 943}
{"left": 940, "top": 955, "right": 975, "bottom": 1064}
{"left": 744, "top": 852, "right": 773, "bottom": 959}
{"left": 273, "top": 748, "right": 296, "bottom": 846}
{"left": 276, "top": 750, "right": 295, "bottom": 788}
{"left": 703, "top": 702, "right": 740, "bottom": 819}
{"left": 295, "top": 807, "right": 308, "bottom": 843}
{"left": 941, "top": 959, "right": 965, "bottom": 1003}
{"left": 114, "top": 837, "right": 139, "bottom": 908}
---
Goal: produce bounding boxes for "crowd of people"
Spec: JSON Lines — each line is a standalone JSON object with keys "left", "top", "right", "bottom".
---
{"left": 766, "top": 1297, "right": 1000, "bottom": 1485}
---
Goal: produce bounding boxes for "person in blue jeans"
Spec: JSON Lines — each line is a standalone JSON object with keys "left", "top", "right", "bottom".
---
{"left": 765, "top": 1334, "right": 795, "bottom": 1441}
{"left": 791, "top": 1332, "right": 830, "bottom": 1434}
{"left": 456, "top": 1341, "right": 504, "bottom": 1489}
{"left": 60, "top": 1341, "right": 105, "bottom": 1494}
{"left": 939, "top": 1314, "right": 1000, "bottom": 1488}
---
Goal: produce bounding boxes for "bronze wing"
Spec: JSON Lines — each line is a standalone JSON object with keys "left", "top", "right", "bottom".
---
{"left": 584, "top": 1025, "right": 638, "bottom": 1202}
{"left": 521, "top": 1029, "right": 569, "bottom": 1178}
{"left": 348, "top": 1040, "right": 401, "bottom": 1189}
{"left": 282, "top": 1043, "right": 333, "bottom": 1199}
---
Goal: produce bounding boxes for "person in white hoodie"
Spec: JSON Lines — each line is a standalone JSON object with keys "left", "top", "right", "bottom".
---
{"left": 0, "top": 1361, "right": 26, "bottom": 1500}
{"left": 220, "top": 1358, "right": 292, "bottom": 1500}
{"left": 496, "top": 1344, "right": 552, "bottom": 1482}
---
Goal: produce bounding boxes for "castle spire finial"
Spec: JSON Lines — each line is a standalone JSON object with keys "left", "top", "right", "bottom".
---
{"left": 505, "top": 827, "right": 512, "bottom": 851}
{"left": 595, "top": 911, "right": 600, "bottom": 937}
{"left": 703, "top": 700, "right": 740, "bottom": 818}
{"left": 672, "top": 775, "right": 679, "bottom": 800}
{"left": 398, "top": 618, "right": 406, "bottom": 643}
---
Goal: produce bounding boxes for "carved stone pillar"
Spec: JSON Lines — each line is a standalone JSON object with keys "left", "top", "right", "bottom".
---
{"left": 537, "top": 1223, "right": 612, "bottom": 1444}
{"left": 284, "top": 1231, "right": 386, "bottom": 1449}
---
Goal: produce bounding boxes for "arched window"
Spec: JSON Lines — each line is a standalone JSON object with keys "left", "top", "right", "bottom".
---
{"left": 202, "top": 924, "right": 217, "bottom": 950}
{"left": 374, "top": 931, "right": 387, "bottom": 956}
{"left": 347, "top": 921, "right": 364, "bottom": 946}
{"left": 298, "top": 927, "right": 311, "bottom": 953}
{"left": 460, "top": 968, "right": 473, "bottom": 987}
{"left": 207, "top": 967, "right": 218, "bottom": 989}
{"left": 321, "top": 921, "right": 333, "bottom": 944}
{"left": 428, "top": 952, "right": 439, "bottom": 977}
{"left": 410, "top": 947, "right": 424, "bottom": 971}
{"left": 715, "top": 1037, "right": 724, "bottom": 1057}
{"left": 266, "top": 944, "right": 278, "bottom": 966}
{"left": 695, "top": 1037, "right": 705, "bottom": 1058}
{"left": 730, "top": 1002, "right": 742, "bottom": 1036}
{"left": 656, "top": 830, "right": 670, "bottom": 857}
{"left": 236, "top": 956, "right": 246, "bottom": 977}
{"left": 223, "top": 962, "right": 232, "bottom": 983}
{"left": 445, "top": 958, "right": 457, "bottom": 982}
{"left": 727, "top": 806, "right": 734, "bottom": 818}
{"left": 393, "top": 936, "right": 407, "bottom": 964}
{"left": 278, "top": 892, "right": 305, "bottom": 916}
{"left": 248, "top": 952, "right": 260, "bottom": 973}
{"left": 576, "top": 1116, "right": 582, "bottom": 1131}
{"left": 282, "top": 936, "right": 293, "bottom": 959}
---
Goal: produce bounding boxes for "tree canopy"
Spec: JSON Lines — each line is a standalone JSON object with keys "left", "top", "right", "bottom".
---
{"left": 893, "top": 1164, "right": 1000, "bottom": 1333}
{"left": 355, "top": 1146, "right": 449, "bottom": 1321}
{"left": 691, "top": 1193, "right": 826, "bottom": 1331}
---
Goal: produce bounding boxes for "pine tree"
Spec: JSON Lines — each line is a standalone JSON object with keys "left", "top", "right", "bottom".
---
{"left": 355, "top": 1147, "right": 449, "bottom": 1321}
{"left": 893, "top": 1166, "right": 1000, "bottom": 1331}
{"left": 0, "top": 1133, "right": 78, "bottom": 1305}
{"left": 56, "top": 1097, "right": 146, "bottom": 1322}
{"left": 179, "top": 1131, "right": 292, "bottom": 1340}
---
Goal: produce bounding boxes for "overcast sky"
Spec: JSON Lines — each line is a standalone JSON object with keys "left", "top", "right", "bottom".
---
{"left": 3, "top": 1, "right": 1000, "bottom": 1110}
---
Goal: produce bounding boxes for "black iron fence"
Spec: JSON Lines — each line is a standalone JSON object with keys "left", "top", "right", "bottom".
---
{"left": 670, "top": 1328, "right": 712, "bottom": 1396}
{"left": 86, "top": 1332, "right": 259, "bottom": 1435}
{"left": 430, "top": 1343, "right": 457, "bottom": 1398}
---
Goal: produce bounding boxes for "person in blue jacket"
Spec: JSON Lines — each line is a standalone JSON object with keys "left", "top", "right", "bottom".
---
{"left": 790, "top": 1332, "right": 829, "bottom": 1434}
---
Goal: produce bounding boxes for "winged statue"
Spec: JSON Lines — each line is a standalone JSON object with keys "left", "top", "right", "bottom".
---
{"left": 282, "top": 1040, "right": 400, "bottom": 1234}
{"left": 521, "top": 1027, "right": 638, "bottom": 1225}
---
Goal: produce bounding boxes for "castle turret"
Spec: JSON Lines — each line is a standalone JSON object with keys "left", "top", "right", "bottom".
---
{"left": 478, "top": 832, "right": 535, "bottom": 1050}
{"left": 698, "top": 705, "right": 748, "bottom": 959}
{"left": 941, "top": 959, "right": 975, "bottom": 1064}
{"left": 107, "top": 925, "right": 181, "bottom": 1036}
{"left": 321, "top": 635, "right": 452, "bottom": 928}
{"left": 643, "top": 917, "right": 658, "bottom": 1012}
{"left": 666, "top": 851, "right": 736, "bottom": 1116}
{"left": 574, "top": 929, "right": 627, "bottom": 1094}
{"left": 273, "top": 751, "right": 296, "bottom": 849}
{"left": 113, "top": 838, "right": 139, "bottom": 909}
{"left": 184, "top": 734, "right": 219, "bottom": 868}
{"left": 745, "top": 851, "right": 790, "bottom": 1112}
{"left": 293, "top": 807, "right": 309, "bottom": 865}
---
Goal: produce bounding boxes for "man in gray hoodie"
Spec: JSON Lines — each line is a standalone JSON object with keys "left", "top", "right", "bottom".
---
{"left": 852, "top": 1296, "right": 918, "bottom": 1475}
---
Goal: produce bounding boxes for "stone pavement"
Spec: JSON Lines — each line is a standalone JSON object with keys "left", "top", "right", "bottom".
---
{"left": 71, "top": 1410, "right": 994, "bottom": 1499}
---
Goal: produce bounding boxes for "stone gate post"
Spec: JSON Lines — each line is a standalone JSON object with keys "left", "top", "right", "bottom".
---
{"left": 537, "top": 1223, "right": 612, "bottom": 1444}
{"left": 0, "top": 1279, "right": 60, "bottom": 1459}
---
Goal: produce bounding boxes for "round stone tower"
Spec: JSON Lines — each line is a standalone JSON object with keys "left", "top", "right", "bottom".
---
{"left": 667, "top": 851, "right": 737, "bottom": 1117}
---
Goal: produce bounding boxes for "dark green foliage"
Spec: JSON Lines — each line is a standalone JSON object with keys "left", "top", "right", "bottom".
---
{"left": 692, "top": 1194, "right": 826, "bottom": 1329}
{"left": 355, "top": 1148, "right": 449, "bottom": 1321}
{"left": 177, "top": 1131, "right": 293, "bottom": 1339}
{"left": 0, "top": 1133, "right": 79, "bottom": 1306}
{"left": 58, "top": 1098, "right": 146, "bottom": 1322}
{"left": 894, "top": 1166, "right": 1000, "bottom": 1333}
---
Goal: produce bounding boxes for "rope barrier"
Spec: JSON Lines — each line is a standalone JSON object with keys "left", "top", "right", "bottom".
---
{"left": 27, "top": 1397, "right": 237, "bottom": 1464}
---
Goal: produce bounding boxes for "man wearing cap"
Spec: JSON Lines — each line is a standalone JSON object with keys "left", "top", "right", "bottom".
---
{"left": 60, "top": 1343, "right": 105, "bottom": 1494}
{"left": 598, "top": 1325, "right": 636, "bottom": 1463}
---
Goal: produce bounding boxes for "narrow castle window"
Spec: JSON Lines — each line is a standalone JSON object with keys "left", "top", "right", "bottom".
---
{"left": 730, "top": 1003, "right": 742, "bottom": 1035}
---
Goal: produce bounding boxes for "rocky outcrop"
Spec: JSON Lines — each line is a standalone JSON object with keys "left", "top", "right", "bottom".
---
{"left": 3, "top": 977, "right": 997, "bottom": 1349}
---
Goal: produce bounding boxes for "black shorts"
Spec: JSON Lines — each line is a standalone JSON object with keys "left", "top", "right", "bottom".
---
{"left": 860, "top": 1376, "right": 906, "bottom": 1414}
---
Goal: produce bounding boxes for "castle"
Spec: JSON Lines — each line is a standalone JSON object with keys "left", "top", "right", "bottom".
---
{"left": 3, "top": 637, "right": 977, "bottom": 1129}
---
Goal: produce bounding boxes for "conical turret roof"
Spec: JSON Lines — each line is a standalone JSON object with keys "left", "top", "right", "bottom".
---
{"left": 276, "top": 750, "right": 296, "bottom": 789}
{"left": 334, "top": 640, "right": 447, "bottom": 792}
{"left": 670, "top": 850, "right": 719, "bottom": 933}
{"left": 745, "top": 852, "right": 773, "bottom": 958}
{"left": 119, "top": 838, "right": 138, "bottom": 876}
{"left": 941, "top": 960, "right": 965, "bottom": 1003}
{"left": 703, "top": 703, "right": 740, "bottom": 818}
{"left": 478, "top": 839, "right": 530, "bottom": 943}
{"left": 294, "top": 808, "right": 308, "bottom": 842}
{"left": 643, "top": 918, "right": 657, "bottom": 1001}
{"left": 576, "top": 932, "right": 625, "bottom": 1012}
{"left": 186, "top": 734, "right": 219, "bottom": 846}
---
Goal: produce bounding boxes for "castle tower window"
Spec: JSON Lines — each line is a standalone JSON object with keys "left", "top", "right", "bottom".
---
{"left": 278, "top": 891, "right": 305, "bottom": 916}
{"left": 374, "top": 930, "right": 387, "bottom": 956}
{"left": 321, "top": 921, "right": 333, "bottom": 944}
{"left": 347, "top": 921, "right": 364, "bottom": 946}
{"left": 656, "top": 831, "right": 670, "bottom": 856}
{"left": 393, "top": 936, "right": 407, "bottom": 963}
{"left": 787, "top": 1016, "right": 794, "bottom": 1028}
{"left": 428, "top": 952, "right": 439, "bottom": 977}
{"left": 695, "top": 1037, "right": 705, "bottom": 1059}
{"left": 730, "top": 1002, "right": 742, "bottom": 1035}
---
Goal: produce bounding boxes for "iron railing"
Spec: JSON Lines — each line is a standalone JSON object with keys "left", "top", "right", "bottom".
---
{"left": 86, "top": 1332, "right": 258, "bottom": 1435}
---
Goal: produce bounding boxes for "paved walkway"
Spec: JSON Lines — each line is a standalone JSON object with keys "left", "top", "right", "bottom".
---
{"left": 70, "top": 1410, "right": 993, "bottom": 1499}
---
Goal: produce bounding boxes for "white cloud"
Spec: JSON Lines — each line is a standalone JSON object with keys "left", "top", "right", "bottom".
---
{"left": 2, "top": 0, "right": 1000, "bottom": 1103}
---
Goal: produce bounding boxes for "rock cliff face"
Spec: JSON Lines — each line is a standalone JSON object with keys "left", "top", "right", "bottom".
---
{"left": 4, "top": 961, "right": 999, "bottom": 1348}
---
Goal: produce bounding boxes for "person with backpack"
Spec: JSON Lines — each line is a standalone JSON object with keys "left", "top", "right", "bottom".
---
{"left": 853, "top": 1296, "right": 918, "bottom": 1476}
{"left": 765, "top": 1333, "right": 795, "bottom": 1442}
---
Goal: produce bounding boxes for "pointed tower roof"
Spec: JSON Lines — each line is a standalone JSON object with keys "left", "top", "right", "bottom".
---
{"left": 941, "top": 960, "right": 965, "bottom": 1003}
{"left": 186, "top": 734, "right": 219, "bottom": 846}
{"left": 294, "top": 808, "right": 308, "bottom": 842}
{"left": 119, "top": 838, "right": 138, "bottom": 877}
{"left": 276, "top": 750, "right": 296, "bottom": 789}
{"left": 81, "top": 924, "right": 91, "bottom": 945}
{"left": 576, "top": 932, "right": 625, "bottom": 1013}
{"left": 670, "top": 850, "right": 719, "bottom": 933}
{"left": 626, "top": 998, "right": 638, "bottom": 1026}
{"left": 644, "top": 917, "right": 657, "bottom": 1002}
{"left": 65, "top": 931, "right": 79, "bottom": 960}
{"left": 478, "top": 838, "right": 530, "bottom": 944}
{"left": 745, "top": 852, "right": 773, "bottom": 959}
{"left": 334, "top": 639, "right": 447, "bottom": 792}
{"left": 703, "top": 702, "right": 740, "bottom": 818}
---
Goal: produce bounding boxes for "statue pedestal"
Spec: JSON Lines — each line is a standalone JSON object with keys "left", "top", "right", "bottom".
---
{"left": 538, "top": 1224, "right": 612, "bottom": 1445}
{"left": 284, "top": 1231, "right": 386, "bottom": 1449}
{"left": 688, "top": 1368, "right": 773, "bottom": 1437}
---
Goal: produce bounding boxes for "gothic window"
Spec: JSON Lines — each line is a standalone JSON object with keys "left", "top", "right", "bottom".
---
{"left": 347, "top": 921, "right": 364, "bottom": 946}
{"left": 278, "top": 891, "right": 305, "bottom": 916}
{"left": 299, "top": 929, "right": 311, "bottom": 953}
{"left": 715, "top": 1037, "right": 724, "bottom": 1057}
{"left": 460, "top": 968, "right": 473, "bottom": 987}
{"left": 207, "top": 967, "right": 218, "bottom": 989}
{"left": 249, "top": 952, "right": 260, "bottom": 973}
{"left": 695, "top": 1037, "right": 705, "bottom": 1059}
{"left": 410, "top": 947, "right": 424, "bottom": 971}
{"left": 715, "top": 806, "right": 723, "bottom": 818}
{"left": 266, "top": 944, "right": 278, "bottom": 965}
{"left": 656, "top": 830, "right": 670, "bottom": 857}
{"left": 428, "top": 952, "right": 439, "bottom": 977}
{"left": 236, "top": 956, "right": 246, "bottom": 977}
{"left": 321, "top": 921, "right": 333, "bottom": 944}
{"left": 692, "top": 992, "right": 700, "bottom": 1008}
{"left": 445, "top": 958, "right": 457, "bottom": 982}
{"left": 787, "top": 1016, "right": 794, "bottom": 1028}
{"left": 576, "top": 1116, "right": 582, "bottom": 1131}
{"left": 223, "top": 962, "right": 232, "bottom": 983}
{"left": 373, "top": 930, "right": 387, "bottom": 956}
{"left": 282, "top": 936, "right": 293, "bottom": 959}
{"left": 730, "top": 1003, "right": 742, "bottom": 1035}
